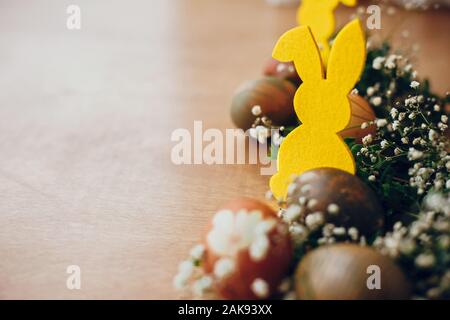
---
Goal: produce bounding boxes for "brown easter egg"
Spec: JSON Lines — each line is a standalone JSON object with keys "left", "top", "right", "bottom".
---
{"left": 295, "top": 244, "right": 411, "bottom": 300}
{"left": 263, "top": 58, "right": 302, "bottom": 86}
{"left": 339, "top": 94, "right": 377, "bottom": 144}
{"left": 230, "top": 77, "right": 297, "bottom": 131}
{"left": 286, "top": 168, "right": 384, "bottom": 236}
{"left": 203, "top": 198, "right": 292, "bottom": 300}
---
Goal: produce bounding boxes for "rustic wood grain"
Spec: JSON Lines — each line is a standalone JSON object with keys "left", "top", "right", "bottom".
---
{"left": 0, "top": 0, "right": 448, "bottom": 299}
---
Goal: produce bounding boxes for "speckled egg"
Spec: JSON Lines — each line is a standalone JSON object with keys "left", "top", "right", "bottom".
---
{"left": 286, "top": 168, "right": 384, "bottom": 236}
{"left": 203, "top": 198, "right": 292, "bottom": 299}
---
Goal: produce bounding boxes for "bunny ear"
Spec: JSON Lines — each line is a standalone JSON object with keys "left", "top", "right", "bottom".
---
{"left": 340, "top": 0, "right": 357, "bottom": 6}
{"left": 272, "top": 26, "right": 324, "bottom": 82}
{"left": 326, "top": 19, "right": 366, "bottom": 91}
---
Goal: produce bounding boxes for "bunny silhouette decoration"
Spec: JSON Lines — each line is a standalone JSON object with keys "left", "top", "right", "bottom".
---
{"left": 270, "top": 19, "right": 366, "bottom": 200}
{"left": 297, "top": 0, "right": 357, "bottom": 65}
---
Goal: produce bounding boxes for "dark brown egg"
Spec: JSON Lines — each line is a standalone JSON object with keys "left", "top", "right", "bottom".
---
{"left": 295, "top": 244, "right": 411, "bottom": 300}
{"left": 286, "top": 168, "right": 384, "bottom": 236}
{"left": 340, "top": 94, "right": 377, "bottom": 144}
{"left": 203, "top": 198, "right": 292, "bottom": 300}
{"left": 230, "top": 77, "right": 297, "bottom": 130}
{"left": 263, "top": 58, "right": 302, "bottom": 86}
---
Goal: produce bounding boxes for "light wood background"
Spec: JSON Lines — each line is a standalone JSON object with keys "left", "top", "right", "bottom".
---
{"left": 0, "top": 0, "right": 448, "bottom": 299}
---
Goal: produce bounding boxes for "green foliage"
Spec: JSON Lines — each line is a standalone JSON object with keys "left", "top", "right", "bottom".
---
{"left": 347, "top": 44, "right": 449, "bottom": 226}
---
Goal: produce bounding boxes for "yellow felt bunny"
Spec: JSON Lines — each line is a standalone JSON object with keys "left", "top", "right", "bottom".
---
{"left": 297, "top": 0, "right": 357, "bottom": 65}
{"left": 270, "top": 19, "right": 366, "bottom": 199}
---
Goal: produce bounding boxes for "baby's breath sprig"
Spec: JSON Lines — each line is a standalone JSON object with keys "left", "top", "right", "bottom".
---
{"left": 348, "top": 43, "right": 449, "bottom": 224}
{"left": 373, "top": 192, "right": 450, "bottom": 299}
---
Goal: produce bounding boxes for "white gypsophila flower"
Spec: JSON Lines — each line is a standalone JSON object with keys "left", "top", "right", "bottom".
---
{"left": 376, "top": 119, "right": 388, "bottom": 127}
{"left": 173, "top": 273, "right": 188, "bottom": 289}
{"left": 322, "top": 224, "right": 334, "bottom": 237}
{"left": 289, "top": 224, "right": 308, "bottom": 242}
{"left": 372, "top": 56, "right": 386, "bottom": 70}
{"left": 441, "top": 115, "right": 448, "bottom": 123}
{"left": 415, "top": 253, "right": 435, "bottom": 269}
{"left": 298, "top": 196, "right": 307, "bottom": 205}
{"left": 300, "top": 184, "right": 312, "bottom": 194}
{"left": 394, "top": 147, "right": 403, "bottom": 156}
{"left": 305, "top": 212, "right": 325, "bottom": 230}
{"left": 333, "top": 227, "right": 346, "bottom": 236}
{"left": 213, "top": 258, "right": 235, "bottom": 279}
{"left": 272, "top": 131, "right": 284, "bottom": 147}
{"left": 385, "top": 54, "right": 397, "bottom": 69}
{"left": 206, "top": 209, "right": 276, "bottom": 258}
{"left": 327, "top": 203, "right": 340, "bottom": 215}
{"left": 287, "top": 183, "right": 297, "bottom": 195}
{"left": 307, "top": 198, "right": 318, "bottom": 210}
{"left": 348, "top": 227, "right": 359, "bottom": 241}
{"left": 424, "top": 192, "right": 450, "bottom": 216}
{"left": 408, "top": 148, "right": 424, "bottom": 160}
{"left": 390, "top": 107, "right": 399, "bottom": 119}
{"left": 371, "top": 96, "right": 382, "bottom": 106}
{"left": 360, "top": 147, "right": 368, "bottom": 155}
{"left": 251, "top": 278, "right": 270, "bottom": 298}
{"left": 193, "top": 275, "right": 213, "bottom": 296}
{"left": 249, "top": 233, "right": 270, "bottom": 262}
{"left": 392, "top": 120, "right": 400, "bottom": 130}
{"left": 368, "top": 175, "right": 376, "bottom": 182}
{"left": 190, "top": 244, "right": 206, "bottom": 260}
{"left": 284, "top": 204, "right": 302, "bottom": 223}
{"left": 362, "top": 134, "right": 373, "bottom": 145}
{"left": 410, "top": 81, "right": 420, "bottom": 89}
{"left": 367, "top": 86, "right": 376, "bottom": 96}
{"left": 381, "top": 140, "right": 389, "bottom": 149}
{"left": 399, "top": 239, "right": 416, "bottom": 255}
{"left": 173, "top": 260, "right": 195, "bottom": 289}
{"left": 361, "top": 122, "right": 369, "bottom": 129}
{"left": 251, "top": 105, "right": 262, "bottom": 116}
{"left": 249, "top": 125, "right": 270, "bottom": 144}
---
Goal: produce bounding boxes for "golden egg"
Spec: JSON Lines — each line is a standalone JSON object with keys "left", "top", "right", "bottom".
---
{"left": 340, "top": 94, "right": 377, "bottom": 143}
{"left": 295, "top": 244, "right": 411, "bottom": 300}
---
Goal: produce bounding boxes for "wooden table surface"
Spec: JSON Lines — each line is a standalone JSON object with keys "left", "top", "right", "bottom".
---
{"left": 0, "top": 0, "right": 448, "bottom": 299}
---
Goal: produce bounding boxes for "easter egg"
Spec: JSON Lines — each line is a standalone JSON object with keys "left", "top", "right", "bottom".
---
{"left": 286, "top": 168, "right": 384, "bottom": 236}
{"left": 230, "top": 77, "right": 297, "bottom": 131}
{"left": 295, "top": 244, "right": 411, "bottom": 300}
{"left": 339, "top": 94, "right": 377, "bottom": 144}
{"left": 203, "top": 198, "right": 292, "bottom": 300}
{"left": 263, "top": 58, "right": 302, "bottom": 86}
